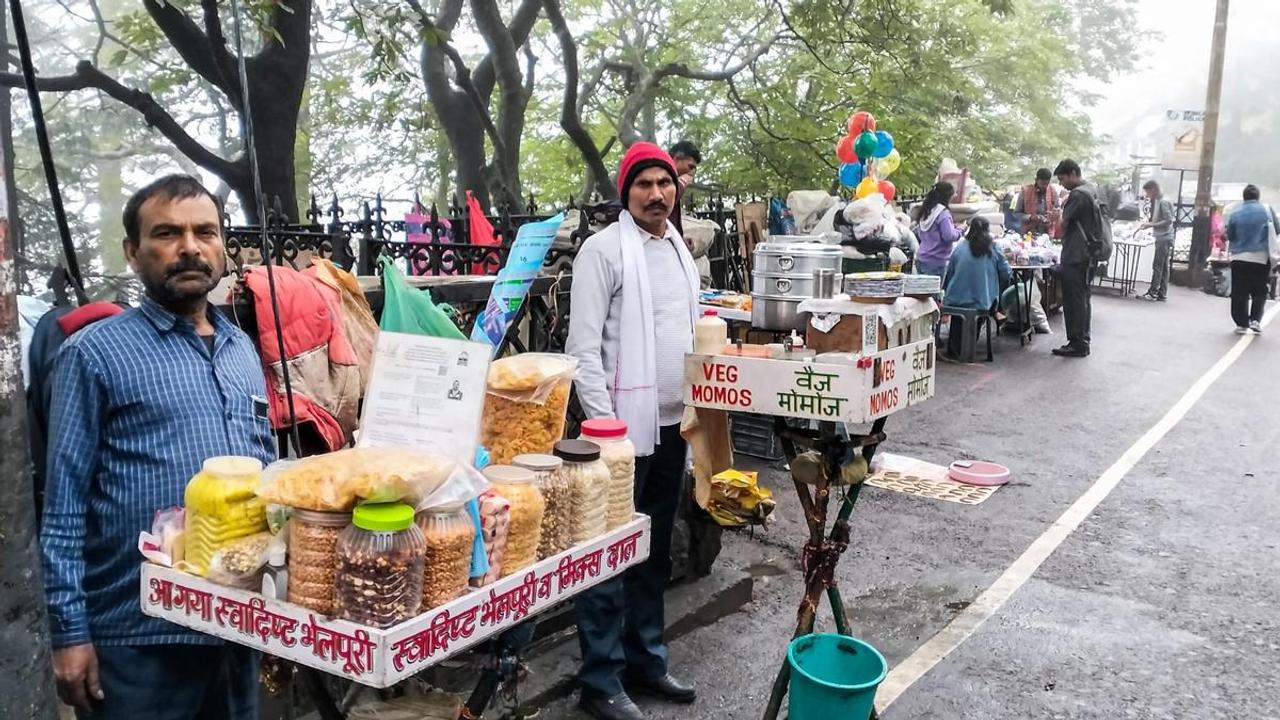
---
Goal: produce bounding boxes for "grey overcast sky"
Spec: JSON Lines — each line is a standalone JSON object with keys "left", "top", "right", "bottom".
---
{"left": 1084, "top": 0, "right": 1280, "bottom": 141}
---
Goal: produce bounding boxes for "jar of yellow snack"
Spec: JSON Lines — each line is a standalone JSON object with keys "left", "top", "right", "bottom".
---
{"left": 513, "top": 454, "right": 570, "bottom": 559}
{"left": 482, "top": 465, "right": 545, "bottom": 576}
{"left": 417, "top": 503, "right": 475, "bottom": 611}
{"left": 480, "top": 354, "right": 577, "bottom": 465}
{"left": 184, "top": 456, "right": 267, "bottom": 576}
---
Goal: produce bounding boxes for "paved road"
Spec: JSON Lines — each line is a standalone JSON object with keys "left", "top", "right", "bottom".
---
{"left": 535, "top": 283, "right": 1280, "bottom": 719}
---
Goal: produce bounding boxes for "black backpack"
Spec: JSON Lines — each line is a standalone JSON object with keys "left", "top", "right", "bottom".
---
{"left": 1088, "top": 195, "right": 1114, "bottom": 264}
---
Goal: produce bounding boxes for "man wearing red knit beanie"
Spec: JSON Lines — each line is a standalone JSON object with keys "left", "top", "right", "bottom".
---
{"left": 566, "top": 142, "right": 701, "bottom": 720}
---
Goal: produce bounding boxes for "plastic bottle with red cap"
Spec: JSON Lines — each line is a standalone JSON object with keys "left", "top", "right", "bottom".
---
{"left": 695, "top": 309, "right": 729, "bottom": 354}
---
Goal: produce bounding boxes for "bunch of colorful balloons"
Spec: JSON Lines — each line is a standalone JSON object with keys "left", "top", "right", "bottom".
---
{"left": 834, "top": 110, "right": 903, "bottom": 202}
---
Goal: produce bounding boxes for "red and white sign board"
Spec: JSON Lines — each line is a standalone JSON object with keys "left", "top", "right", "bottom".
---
{"left": 142, "top": 515, "right": 650, "bottom": 688}
{"left": 684, "top": 338, "right": 935, "bottom": 424}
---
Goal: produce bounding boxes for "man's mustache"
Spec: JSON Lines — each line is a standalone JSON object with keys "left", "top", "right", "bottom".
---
{"left": 165, "top": 257, "right": 214, "bottom": 278}
{"left": 644, "top": 200, "right": 669, "bottom": 212}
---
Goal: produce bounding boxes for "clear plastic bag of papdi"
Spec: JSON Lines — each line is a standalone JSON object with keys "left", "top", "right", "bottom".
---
{"left": 257, "top": 447, "right": 463, "bottom": 512}
{"left": 480, "top": 354, "right": 578, "bottom": 465}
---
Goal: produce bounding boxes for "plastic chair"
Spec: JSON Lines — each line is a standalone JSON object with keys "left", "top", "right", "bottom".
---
{"left": 936, "top": 305, "right": 994, "bottom": 363}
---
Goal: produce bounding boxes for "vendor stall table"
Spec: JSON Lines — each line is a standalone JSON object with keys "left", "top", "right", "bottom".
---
{"left": 698, "top": 302, "right": 751, "bottom": 324}
{"left": 685, "top": 338, "right": 936, "bottom": 719}
{"left": 1095, "top": 238, "right": 1151, "bottom": 297}
{"left": 142, "top": 515, "right": 650, "bottom": 717}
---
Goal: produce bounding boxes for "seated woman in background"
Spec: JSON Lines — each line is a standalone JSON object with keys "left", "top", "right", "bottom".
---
{"left": 913, "top": 181, "right": 964, "bottom": 277}
{"left": 943, "top": 217, "right": 1011, "bottom": 358}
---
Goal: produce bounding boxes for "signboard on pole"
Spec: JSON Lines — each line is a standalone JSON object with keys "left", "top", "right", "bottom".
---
{"left": 1161, "top": 109, "right": 1204, "bottom": 172}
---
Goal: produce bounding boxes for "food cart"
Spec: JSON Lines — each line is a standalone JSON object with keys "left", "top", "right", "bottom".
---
{"left": 685, "top": 323, "right": 936, "bottom": 718}
{"left": 137, "top": 327, "right": 652, "bottom": 718}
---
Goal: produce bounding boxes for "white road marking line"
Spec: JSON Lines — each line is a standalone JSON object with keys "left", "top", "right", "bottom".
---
{"left": 876, "top": 303, "right": 1279, "bottom": 711}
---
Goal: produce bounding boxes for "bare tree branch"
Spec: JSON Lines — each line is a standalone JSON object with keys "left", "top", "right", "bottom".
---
{"left": 141, "top": 0, "right": 232, "bottom": 98}
{"left": 405, "top": 0, "right": 506, "bottom": 159}
{"left": 653, "top": 31, "right": 782, "bottom": 81}
{"left": 199, "top": 0, "right": 242, "bottom": 104}
{"left": 472, "top": 0, "right": 540, "bottom": 101}
{"left": 0, "top": 61, "right": 240, "bottom": 181}
{"left": 544, "top": 0, "right": 614, "bottom": 200}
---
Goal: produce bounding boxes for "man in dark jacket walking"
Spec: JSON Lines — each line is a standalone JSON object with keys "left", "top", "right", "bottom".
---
{"left": 1053, "top": 159, "right": 1098, "bottom": 357}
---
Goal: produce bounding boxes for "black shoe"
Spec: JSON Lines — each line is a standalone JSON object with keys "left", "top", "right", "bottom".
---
{"left": 579, "top": 691, "right": 646, "bottom": 720}
{"left": 1156, "top": 296, "right": 1167, "bottom": 302}
{"left": 623, "top": 672, "right": 697, "bottom": 704}
{"left": 1052, "top": 345, "right": 1089, "bottom": 357}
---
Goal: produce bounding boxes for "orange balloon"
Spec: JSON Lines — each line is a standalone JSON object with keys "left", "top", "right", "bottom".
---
{"left": 835, "top": 134, "right": 858, "bottom": 164}
{"left": 846, "top": 110, "right": 877, "bottom": 137}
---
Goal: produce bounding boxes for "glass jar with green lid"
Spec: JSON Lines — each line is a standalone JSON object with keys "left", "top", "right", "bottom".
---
{"left": 336, "top": 502, "right": 426, "bottom": 627}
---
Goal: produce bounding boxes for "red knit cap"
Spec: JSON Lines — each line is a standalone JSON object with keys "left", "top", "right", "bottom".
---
{"left": 617, "top": 141, "right": 678, "bottom": 203}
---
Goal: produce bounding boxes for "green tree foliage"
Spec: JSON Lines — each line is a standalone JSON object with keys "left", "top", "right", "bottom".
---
{"left": 713, "top": 0, "right": 1144, "bottom": 196}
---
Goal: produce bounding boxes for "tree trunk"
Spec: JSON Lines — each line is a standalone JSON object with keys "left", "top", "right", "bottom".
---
{"left": 0, "top": 0, "right": 22, "bottom": 293}
{"left": 0, "top": 114, "right": 58, "bottom": 720}
{"left": 293, "top": 84, "right": 312, "bottom": 217}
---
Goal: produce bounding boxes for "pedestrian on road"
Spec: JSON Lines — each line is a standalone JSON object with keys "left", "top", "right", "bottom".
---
{"left": 913, "top": 181, "right": 963, "bottom": 278}
{"left": 1225, "top": 184, "right": 1280, "bottom": 334}
{"left": 567, "top": 142, "right": 701, "bottom": 720}
{"left": 1053, "top": 159, "right": 1100, "bottom": 357}
{"left": 41, "top": 175, "right": 276, "bottom": 719}
{"left": 1140, "top": 180, "right": 1175, "bottom": 301}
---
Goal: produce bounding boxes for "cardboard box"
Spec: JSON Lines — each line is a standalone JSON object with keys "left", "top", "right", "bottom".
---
{"left": 805, "top": 300, "right": 938, "bottom": 355}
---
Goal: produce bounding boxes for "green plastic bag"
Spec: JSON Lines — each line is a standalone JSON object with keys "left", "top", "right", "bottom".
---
{"left": 378, "top": 256, "right": 466, "bottom": 339}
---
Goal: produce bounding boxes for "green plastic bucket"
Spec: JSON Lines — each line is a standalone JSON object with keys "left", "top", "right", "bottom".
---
{"left": 787, "top": 633, "right": 888, "bottom": 720}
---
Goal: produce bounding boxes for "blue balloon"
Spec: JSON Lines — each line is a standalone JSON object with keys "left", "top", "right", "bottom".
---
{"left": 872, "top": 130, "right": 894, "bottom": 158}
{"left": 839, "top": 162, "right": 865, "bottom": 187}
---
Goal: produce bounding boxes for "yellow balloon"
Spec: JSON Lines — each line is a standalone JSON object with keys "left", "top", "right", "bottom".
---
{"left": 855, "top": 177, "right": 879, "bottom": 199}
{"left": 873, "top": 148, "right": 902, "bottom": 179}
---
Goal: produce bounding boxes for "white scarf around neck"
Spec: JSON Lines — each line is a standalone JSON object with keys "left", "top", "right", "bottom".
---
{"left": 613, "top": 210, "right": 700, "bottom": 456}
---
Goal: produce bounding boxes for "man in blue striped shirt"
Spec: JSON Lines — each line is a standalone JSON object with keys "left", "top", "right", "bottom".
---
{"left": 41, "top": 175, "right": 276, "bottom": 719}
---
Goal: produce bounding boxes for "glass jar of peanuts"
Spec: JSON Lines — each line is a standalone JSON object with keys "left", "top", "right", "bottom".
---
{"left": 553, "top": 439, "right": 609, "bottom": 546}
{"left": 335, "top": 502, "right": 426, "bottom": 628}
{"left": 288, "top": 509, "right": 351, "bottom": 615}
{"left": 416, "top": 502, "right": 475, "bottom": 611}
{"left": 578, "top": 419, "right": 636, "bottom": 530}
{"left": 482, "top": 465, "right": 546, "bottom": 576}
{"left": 513, "top": 453, "right": 569, "bottom": 560}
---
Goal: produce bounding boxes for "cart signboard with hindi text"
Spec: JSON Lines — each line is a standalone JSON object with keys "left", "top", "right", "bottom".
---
{"left": 684, "top": 338, "right": 935, "bottom": 424}
{"left": 141, "top": 515, "right": 650, "bottom": 687}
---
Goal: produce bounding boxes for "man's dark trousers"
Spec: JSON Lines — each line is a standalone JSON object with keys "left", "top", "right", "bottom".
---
{"left": 80, "top": 644, "right": 258, "bottom": 720}
{"left": 576, "top": 423, "right": 686, "bottom": 697}
{"left": 1230, "top": 260, "right": 1270, "bottom": 327}
{"left": 1059, "top": 261, "right": 1092, "bottom": 348}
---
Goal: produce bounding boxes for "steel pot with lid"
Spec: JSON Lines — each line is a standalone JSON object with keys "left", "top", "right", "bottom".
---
{"left": 753, "top": 240, "right": 843, "bottom": 275}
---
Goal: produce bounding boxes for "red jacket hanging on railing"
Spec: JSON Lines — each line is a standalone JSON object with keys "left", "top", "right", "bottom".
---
{"left": 240, "top": 266, "right": 361, "bottom": 454}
